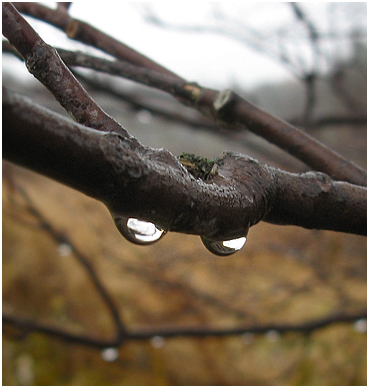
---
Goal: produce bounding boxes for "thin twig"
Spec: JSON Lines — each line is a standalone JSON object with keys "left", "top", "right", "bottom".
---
{"left": 3, "top": 310, "right": 366, "bottom": 348}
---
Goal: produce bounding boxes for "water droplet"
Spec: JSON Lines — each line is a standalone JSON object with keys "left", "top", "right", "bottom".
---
{"left": 101, "top": 347, "right": 119, "bottom": 362}
{"left": 136, "top": 109, "right": 152, "bottom": 124}
{"left": 57, "top": 243, "right": 72, "bottom": 257}
{"left": 265, "top": 330, "right": 280, "bottom": 342}
{"left": 201, "top": 236, "right": 247, "bottom": 256}
{"left": 150, "top": 335, "right": 165, "bottom": 348}
{"left": 353, "top": 318, "right": 367, "bottom": 333}
{"left": 114, "top": 217, "right": 166, "bottom": 245}
{"left": 15, "top": 354, "right": 34, "bottom": 385}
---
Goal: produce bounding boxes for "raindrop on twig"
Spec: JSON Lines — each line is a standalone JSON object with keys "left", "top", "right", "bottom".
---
{"left": 58, "top": 243, "right": 73, "bottom": 257}
{"left": 265, "top": 330, "right": 281, "bottom": 342}
{"left": 353, "top": 318, "right": 367, "bottom": 333}
{"left": 114, "top": 217, "right": 166, "bottom": 245}
{"left": 201, "top": 236, "right": 247, "bottom": 256}
{"left": 101, "top": 347, "right": 119, "bottom": 362}
{"left": 150, "top": 335, "right": 165, "bottom": 348}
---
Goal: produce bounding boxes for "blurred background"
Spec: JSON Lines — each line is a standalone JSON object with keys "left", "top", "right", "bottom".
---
{"left": 3, "top": 2, "right": 367, "bottom": 385}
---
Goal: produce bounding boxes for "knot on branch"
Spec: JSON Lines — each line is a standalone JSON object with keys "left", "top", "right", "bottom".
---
{"left": 300, "top": 171, "right": 333, "bottom": 195}
{"left": 178, "top": 153, "right": 216, "bottom": 179}
{"left": 25, "top": 41, "right": 56, "bottom": 76}
{"left": 212, "top": 89, "right": 239, "bottom": 128}
{"left": 190, "top": 151, "right": 275, "bottom": 240}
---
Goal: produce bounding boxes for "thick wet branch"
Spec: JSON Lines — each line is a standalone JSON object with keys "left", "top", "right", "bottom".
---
{"left": 3, "top": 89, "right": 366, "bottom": 237}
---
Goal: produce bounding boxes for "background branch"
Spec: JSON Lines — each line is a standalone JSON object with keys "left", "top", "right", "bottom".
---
{"left": 138, "top": 2, "right": 366, "bottom": 127}
{"left": 4, "top": 309, "right": 366, "bottom": 347}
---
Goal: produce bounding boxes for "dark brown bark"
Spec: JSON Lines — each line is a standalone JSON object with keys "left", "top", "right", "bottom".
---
{"left": 3, "top": 89, "right": 366, "bottom": 237}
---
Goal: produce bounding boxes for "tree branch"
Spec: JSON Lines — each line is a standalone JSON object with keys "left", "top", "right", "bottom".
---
{"left": 3, "top": 309, "right": 366, "bottom": 347}
{"left": 3, "top": 89, "right": 366, "bottom": 237}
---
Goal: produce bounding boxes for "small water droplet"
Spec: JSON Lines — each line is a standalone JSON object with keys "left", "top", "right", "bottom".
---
{"left": 101, "top": 347, "right": 119, "bottom": 362}
{"left": 15, "top": 354, "right": 34, "bottom": 385}
{"left": 201, "top": 236, "right": 246, "bottom": 256}
{"left": 353, "top": 318, "right": 367, "bottom": 333}
{"left": 136, "top": 109, "right": 152, "bottom": 124}
{"left": 150, "top": 335, "right": 165, "bottom": 348}
{"left": 265, "top": 330, "right": 280, "bottom": 342}
{"left": 58, "top": 243, "right": 72, "bottom": 257}
{"left": 114, "top": 217, "right": 166, "bottom": 245}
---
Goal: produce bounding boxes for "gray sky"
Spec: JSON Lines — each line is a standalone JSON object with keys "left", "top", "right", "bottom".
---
{"left": 5, "top": 2, "right": 367, "bottom": 90}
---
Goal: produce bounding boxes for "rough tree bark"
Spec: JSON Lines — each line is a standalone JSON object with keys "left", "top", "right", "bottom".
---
{"left": 2, "top": 2, "right": 367, "bottom": 254}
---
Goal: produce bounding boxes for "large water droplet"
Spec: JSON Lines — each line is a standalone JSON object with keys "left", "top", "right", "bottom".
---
{"left": 114, "top": 217, "right": 166, "bottom": 245}
{"left": 201, "top": 236, "right": 247, "bottom": 256}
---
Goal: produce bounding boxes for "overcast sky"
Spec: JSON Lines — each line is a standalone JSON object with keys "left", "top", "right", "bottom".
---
{"left": 5, "top": 2, "right": 367, "bottom": 91}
